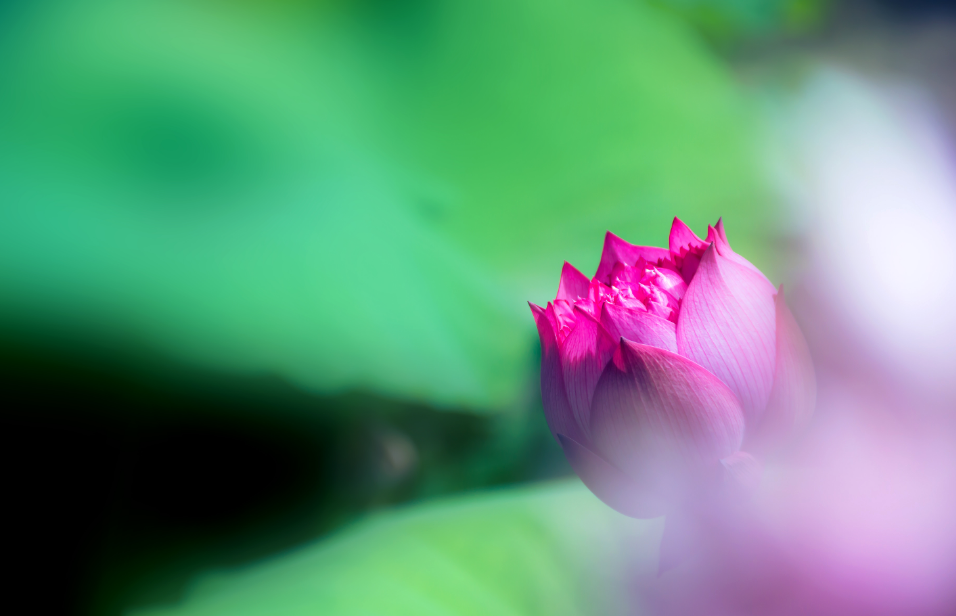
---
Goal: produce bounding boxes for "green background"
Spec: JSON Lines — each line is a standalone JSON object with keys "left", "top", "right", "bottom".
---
{"left": 0, "top": 0, "right": 821, "bottom": 614}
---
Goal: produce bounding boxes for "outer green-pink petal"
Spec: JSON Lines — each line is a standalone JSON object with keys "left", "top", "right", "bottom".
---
{"left": 558, "top": 307, "right": 616, "bottom": 440}
{"left": 676, "top": 243, "right": 776, "bottom": 426}
{"left": 558, "top": 434, "right": 667, "bottom": 518}
{"left": 556, "top": 261, "right": 590, "bottom": 301}
{"left": 589, "top": 340, "right": 745, "bottom": 496}
{"left": 748, "top": 288, "right": 816, "bottom": 452}
{"left": 599, "top": 301, "right": 677, "bottom": 353}
{"left": 530, "top": 302, "right": 585, "bottom": 444}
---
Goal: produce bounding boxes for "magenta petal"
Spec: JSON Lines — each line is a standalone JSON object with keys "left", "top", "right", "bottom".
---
{"left": 677, "top": 244, "right": 776, "bottom": 426}
{"left": 551, "top": 299, "right": 574, "bottom": 330}
{"left": 556, "top": 261, "right": 590, "bottom": 301}
{"left": 748, "top": 288, "right": 817, "bottom": 451}
{"left": 559, "top": 308, "right": 617, "bottom": 440}
{"left": 594, "top": 231, "right": 672, "bottom": 284}
{"left": 530, "top": 303, "right": 585, "bottom": 444}
{"left": 668, "top": 217, "right": 708, "bottom": 255}
{"left": 590, "top": 341, "right": 745, "bottom": 497}
{"left": 558, "top": 434, "right": 667, "bottom": 518}
{"left": 651, "top": 267, "right": 687, "bottom": 301}
{"left": 669, "top": 218, "right": 710, "bottom": 283}
{"left": 679, "top": 252, "right": 701, "bottom": 284}
{"left": 600, "top": 302, "right": 677, "bottom": 353}
{"left": 530, "top": 303, "right": 558, "bottom": 357}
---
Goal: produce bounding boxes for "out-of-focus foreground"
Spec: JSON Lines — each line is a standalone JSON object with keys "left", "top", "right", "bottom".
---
{"left": 4, "top": 1, "right": 956, "bottom": 615}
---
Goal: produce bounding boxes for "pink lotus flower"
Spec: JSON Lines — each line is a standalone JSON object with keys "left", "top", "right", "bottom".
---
{"left": 530, "top": 218, "right": 815, "bottom": 519}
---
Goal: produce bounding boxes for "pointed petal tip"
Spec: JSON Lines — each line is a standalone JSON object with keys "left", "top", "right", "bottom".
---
{"left": 529, "top": 302, "right": 552, "bottom": 331}
{"left": 704, "top": 219, "right": 773, "bottom": 285}
{"left": 715, "top": 217, "right": 729, "bottom": 243}
{"left": 670, "top": 220, "right": 710, "bottom": 282}
{"left": 669, "top": 217, "right": 705, "bottom": 244}
{"left": 595, "top": 232, "right": 673, "bottom": 282}
{"left": 557, "top": 262, "right": 590, "bottom": 301}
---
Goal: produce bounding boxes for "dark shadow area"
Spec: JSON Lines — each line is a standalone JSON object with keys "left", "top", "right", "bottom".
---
{"left": 1, "top": 337, "right": 568, "bottom": 616}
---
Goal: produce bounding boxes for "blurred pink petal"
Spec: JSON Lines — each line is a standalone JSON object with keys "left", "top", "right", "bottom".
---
{"left": 720, "top": 450, "right": 763, "bottom": 498}
{"left": 677, "top": 243, "right": 776, "bottom": 425}
{"left": 600, "top": 301, "right": 677, "bottom": 353}
{"left": 558, "top": 433, "right": 667, "bottom": 518}
{"left": 658, "top": 507, "right": 702, "bottom": 575}
{"left": 559, "top": 307, "right": 616, "bottom": 439}
{"left": 749, "top": 288, "right": 817, "bottom": 452}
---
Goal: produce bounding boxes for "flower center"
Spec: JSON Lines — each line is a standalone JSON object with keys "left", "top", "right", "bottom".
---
{"left": 553, "top": 257, "right": 687, "bottom": 343}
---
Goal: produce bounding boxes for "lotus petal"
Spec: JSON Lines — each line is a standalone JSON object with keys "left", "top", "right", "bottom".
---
{"left": 530, "top": 303, "right": 585, "bottom": 443}
{"left": 649, "top": 266, "right": 687, "bottom": 301}
{"left": 677, "top": 243, "right": 776, "bottom": 425}
{"left": 748, "top": 288, "right": 816, "bottom": 451}
{"left": 715, "top": 217, "right": 729, "bottom": 244}
{"left": 558, "top": 434, "right": 667, "bottom": 518}
{"left": 706, "top": 219, "right": 773, "bottom": 291}
{"left": 590, "top": 340, "right": 745, "bottom": 495}
{"left": 594, "top": 231, "right": 673, "bottom": 284}
{"left": 668, "top": 217, "right": 708, "bottom": 282}
{"left": 668, "top": 217, "right": 708, "bottom": 255}
{"left": 556, "top": 261, "right": 590, "bottom": 301}
{"left": 550, "top": 299, "right": 575, "bottom": 333}
{"left": 600, "top": 301, "right": 677, "bottom": 353}
{"left": 559, "top": 307, "right": 617, "bottom": 439}
{"left": 679, "top": 253, "right": 701, "bottom": 284}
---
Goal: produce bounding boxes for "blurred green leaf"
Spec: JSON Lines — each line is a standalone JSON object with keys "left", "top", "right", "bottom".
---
{"left": 0, "top": 0, "right": 773, "bottom": 410}
{"left": 650, "top": 0, "right": 828, "bottom": 42}
{"left": 131, "top": 480, "right": 661, "bottom": 616}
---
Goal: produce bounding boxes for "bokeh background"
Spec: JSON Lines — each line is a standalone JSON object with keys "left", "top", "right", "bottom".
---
{"left": 4, "top": 1, "right": 956, "bottom": 614}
